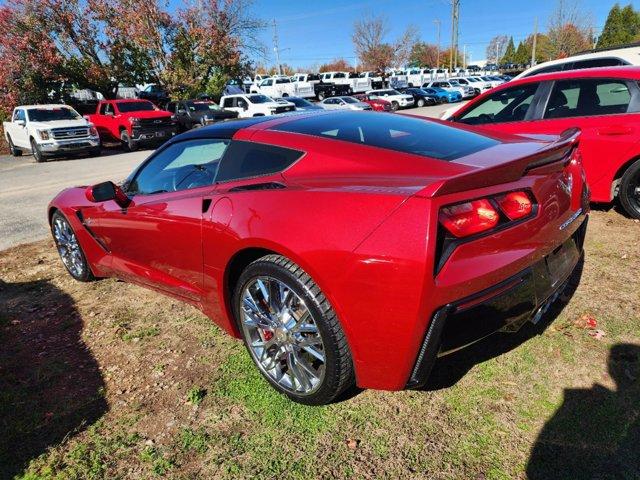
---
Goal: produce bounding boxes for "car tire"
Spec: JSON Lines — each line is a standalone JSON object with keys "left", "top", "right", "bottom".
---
{"left": 391, "top": 101, "right": 399, "bottom": 111}
{"left": 192, "top": 122, "right": 204, "bottom": 129}
{"left": 120, "top": 129, "right": 137, "bottom": 152}
{"left": 88, "top": 147, "right": 101, "bottom": 158}
{"left": 51, "top": 210, "right": 95, "bottom": 282}
{"left": 618, "top": 159, "right": 640, "bottom": 219}
{"left": 440, "top": 97, "right": 448, "bottom": 104}
{"left": 30, "top": 138, "right": 44, "bottom": 163}
{"left": 233, "top": 254, "right": 355, "bottom": 405}
{"left": 417, "top": 98, "right": 425, "bottom": 107}
{"left": 7, "top": 135, "right": 22, "bottom": 156}
{"left": 317, "top": 91, "right": 325, "bottom": 101}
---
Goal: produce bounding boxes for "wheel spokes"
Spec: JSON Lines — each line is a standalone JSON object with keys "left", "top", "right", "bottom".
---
{"left": 241, "top": 275, "right": 326, "bottom": 395}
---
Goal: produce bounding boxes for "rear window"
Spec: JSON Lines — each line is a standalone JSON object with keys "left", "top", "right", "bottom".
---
{"left": 271, "top": 111, "right": 499, "bottom": 161}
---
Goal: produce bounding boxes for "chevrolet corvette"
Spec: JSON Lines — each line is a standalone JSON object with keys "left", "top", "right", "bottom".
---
{"left": 48, "top": 111, "right": 589, "bottom": 404}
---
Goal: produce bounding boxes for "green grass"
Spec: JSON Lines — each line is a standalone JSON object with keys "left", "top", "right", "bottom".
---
{"left": 186, "top": 386, "right": 207, "bottom": 405}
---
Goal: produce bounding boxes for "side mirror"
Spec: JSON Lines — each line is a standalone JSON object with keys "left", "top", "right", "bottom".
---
{"left": 85, "top": 181, "right": 130, "bottom": 208}
{"left": 15, "top": 119, "right": 25, "bottom": 127}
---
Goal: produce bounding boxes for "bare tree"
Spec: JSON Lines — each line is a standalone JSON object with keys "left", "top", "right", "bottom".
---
{"left": 546, "top": 0, "right": 593, "bottom": 57}
{"left": 394, "top": 24, "right": 420, "bottom": 67}
{"left": 352, "top": 13, "right": 391, "bottom": 70}
{"left": 486, "top": 35, "right": 508, "bottom": 64}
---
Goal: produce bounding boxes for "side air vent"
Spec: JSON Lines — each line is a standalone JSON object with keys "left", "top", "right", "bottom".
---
{"left": 229, "top": 182, "right": 286, "bottom": 192}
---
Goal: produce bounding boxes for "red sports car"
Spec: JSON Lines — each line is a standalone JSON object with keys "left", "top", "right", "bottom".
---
{"left": 48, "top": 111, "right": 589, "bottom": 404}
{"left": 446, "top": 66, "right": 640, "bottom": 219}
{"left": 352, "top": 93, "right": 393, "bottom": 112}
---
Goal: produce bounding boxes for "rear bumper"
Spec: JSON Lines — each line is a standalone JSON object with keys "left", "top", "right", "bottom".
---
{"left": 406, "top": 216, "right": 588, "bottom": 389}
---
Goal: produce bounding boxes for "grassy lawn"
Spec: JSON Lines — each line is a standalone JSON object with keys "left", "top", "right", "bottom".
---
{"left": 0, "top": 209, "right": 638, "bottom": 479}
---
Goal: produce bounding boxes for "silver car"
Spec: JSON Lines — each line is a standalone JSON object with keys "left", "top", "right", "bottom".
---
{"left": 319, "top": 96, "right": 373, "bottom": 111}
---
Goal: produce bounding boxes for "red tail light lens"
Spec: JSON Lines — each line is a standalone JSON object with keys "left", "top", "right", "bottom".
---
{"left": 496, "top": 191, "right": 533, "bottom": 220}
{"left": 439, "top": 199, "right": 500, "bottom": 238}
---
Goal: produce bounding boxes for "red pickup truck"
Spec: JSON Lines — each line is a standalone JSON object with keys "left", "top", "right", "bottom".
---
{"left": 87, "top": 99, "right": 177, "bottom": 151}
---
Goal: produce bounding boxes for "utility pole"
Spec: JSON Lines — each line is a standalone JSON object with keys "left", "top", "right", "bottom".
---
{"left": 531, "top": 17, "right": 538, "bottom": 66}
{"left": 463, "top": 44, "right": 467, "bottom": 69}
{"left": 434, "top": 19, "right": 441, "bottom": 68}
{"left": 449, "top": 0, "right": 460, "bottom": 73}
{"left": 272, "top": 19, "right": 282, "bottom": 76}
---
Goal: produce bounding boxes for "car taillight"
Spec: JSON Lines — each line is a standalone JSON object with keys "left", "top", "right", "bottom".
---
{"left": 495, "top": 191, "right": 533, "bottom": 220}
{"left": 439, "top": 199, "right": 500, "bottom": 238}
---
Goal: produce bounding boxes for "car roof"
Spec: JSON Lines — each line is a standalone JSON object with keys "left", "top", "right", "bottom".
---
{"left": 494, "top": 65, "right": 640, "bottom": 88}
{"left": 18, "top": 104, "right": 72, "bottom": 109}
{"left": 515, "top": 45, "right": 640, "bottom": 79}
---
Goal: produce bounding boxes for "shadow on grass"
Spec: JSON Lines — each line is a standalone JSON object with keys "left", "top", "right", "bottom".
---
{"left": 527, "top": 343, "right": 640, "bottom": 479}
{"left": 0, "top": 278, "right": 107, "bottom": 478}
{"left": 423, "top": 258, "right": 584, "bottom": 392}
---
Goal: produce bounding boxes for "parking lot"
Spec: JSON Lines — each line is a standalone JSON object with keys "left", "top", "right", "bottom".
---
{"left": 0, "top": 102, "right": 459, "bottom": 250}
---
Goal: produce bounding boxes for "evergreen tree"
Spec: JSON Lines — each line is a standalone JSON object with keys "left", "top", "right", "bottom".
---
{"left": 513, "top": 41, "right": 531, "bottom": 65}
{"left": 597, "top": 3, "right": 640, "bottom": 48}
{"left": 500, "top": 36, "right": 516, "bottom": 64}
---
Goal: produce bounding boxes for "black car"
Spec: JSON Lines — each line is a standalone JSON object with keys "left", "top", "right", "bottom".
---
{"left": 137, "top": 84, "right": 170, "bottom": 106}
{"left": 398, "top": 87, "right": 438, "bottom": 107}
{"left": 275, "top": 96, "right": 323, "bottom": 111}
{"left": 166, "top": 100, "right": 238, "bottom": 132}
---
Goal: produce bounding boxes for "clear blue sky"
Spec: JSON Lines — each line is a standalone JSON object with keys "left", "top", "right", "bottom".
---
{"left": 241, "top": 0, "right": 636, "bottom": 68}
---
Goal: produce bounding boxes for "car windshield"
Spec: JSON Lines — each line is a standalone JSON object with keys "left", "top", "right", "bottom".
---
{"left": 186, "top": 101, "right": 221, "bottom": 112}
{"left": 342, "top": 97, "right": 358, "bottom": 104}
{"left": 27, "top": 107, "right": 81, "bottom": 122}
{"left": 248, "top": 95, "right": 272, "bottom": 104}
{"left": 288, "top": 97, "right": 313, "bottom": 107}
{"left": 467, "top": 77, "right": 479, "bottom": 82}
{"left": 117, "top": 101, "right": 156, "bottom": 112}
{"left": 449, "top": 80, "right": 461, "bottom": 86}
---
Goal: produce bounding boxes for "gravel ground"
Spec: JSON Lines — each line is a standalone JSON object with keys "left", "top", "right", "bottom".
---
{"left": 0, "top": 101, "right": 464, "bottom": 251}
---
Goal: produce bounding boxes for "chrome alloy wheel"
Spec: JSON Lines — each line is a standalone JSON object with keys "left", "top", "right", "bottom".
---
{"left": 240, "top": 276, "right": 326, "bottom": 395}
{"left": 52, "top": 215, "right": 85, "bottom": 278}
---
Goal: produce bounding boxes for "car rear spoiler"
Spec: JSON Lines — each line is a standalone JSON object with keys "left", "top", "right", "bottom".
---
{"left": 426, "top": 128, "right": 581, "bottom": 197}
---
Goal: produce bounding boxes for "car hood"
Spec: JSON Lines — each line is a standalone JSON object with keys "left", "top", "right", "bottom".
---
{"left": 29, "top": 119, "right": 90, "bottom": 129}
{"left": 191, "top": 109, "right": 237, "bottom": 120}
{"left": 119, "top": 110, "right": 172, "bottom": 119}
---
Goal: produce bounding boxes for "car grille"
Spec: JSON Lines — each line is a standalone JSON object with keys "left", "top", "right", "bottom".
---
{"left": 51, "top": 127, "right": 90, "bottom": 140}
{"left": 138, "top": 117, "right": 173, "bottom": 127}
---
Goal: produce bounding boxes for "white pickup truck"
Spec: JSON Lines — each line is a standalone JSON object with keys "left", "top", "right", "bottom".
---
{"left": 3, "top": 104, "right": 100, "bottom": 162}
{"left": 250, "top": 76, "right": 315, "bottom": 99}
{"left": 319, "top": 72, "right": 371, "bottom": 94}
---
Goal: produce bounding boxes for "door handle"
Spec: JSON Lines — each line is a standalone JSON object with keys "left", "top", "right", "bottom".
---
{"left": 598, "top": 126, "right": 633, "bottom": 136}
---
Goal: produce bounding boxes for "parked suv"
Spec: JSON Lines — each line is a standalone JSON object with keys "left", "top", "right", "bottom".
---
{"left": 166, "top": 100, "right": 238, "bottom": 132}
{"left": 87, "top": 99, "right": 177, "bottom": 151}
{"left": 446, "top": 66, "right": 640, "bottom": 218}
{"left": 3, "top": 104, "right": 100, "bottom": 162}
{"left": 366, "top": 89, "right": 415, "bottom": 110}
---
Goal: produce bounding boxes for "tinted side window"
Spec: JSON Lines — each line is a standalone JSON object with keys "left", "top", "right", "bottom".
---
{"left": 544, "top": 79, "right": 631, "bottom": 118}
{"left": 99, "top": 103, "right": 113, "bottom": 115}
{"left": 457, "top": 83, "right": 539, "bottom": 124}
{"left": 128, "top": 139, "right": 229, "bottom": 195}
{"left": 524, "top": 63, "right": 565, "bottom": 78}
{"left": 221, "top": 98, "right": 233, "bottom": 108}
{"left": 572, "top": 57, "right": 627, "bottom": 69}
{"left": 216, "top": 141, "right": 303, "bottom": 182}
